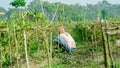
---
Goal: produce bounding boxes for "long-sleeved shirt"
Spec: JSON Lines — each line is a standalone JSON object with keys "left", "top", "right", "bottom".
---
{"left": 59, "top": 32, "right": 76, "bottom": 48}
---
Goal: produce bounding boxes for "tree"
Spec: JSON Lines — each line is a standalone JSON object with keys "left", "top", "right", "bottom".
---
{"left": 26, "top": 0, "right": 120, "bottom": 22}
{"left": 0, "top": 7, "right": 7, "bottom": 20}
{"left": 10, "top": 0, "right": 26, "bottom": 8}
{"left": 101, "top": 9, "right": 108, "bottom": 19}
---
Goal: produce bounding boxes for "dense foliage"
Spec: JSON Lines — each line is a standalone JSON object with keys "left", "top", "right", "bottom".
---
{"left": 10, "top": 0, "right": 26, "bottom": 8}
{"left": 0, "top": 0, "right": 120, "bottom": 22}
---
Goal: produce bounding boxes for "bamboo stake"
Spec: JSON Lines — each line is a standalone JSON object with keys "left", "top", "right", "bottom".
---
{"left": 7, "top": 22, "right": 12, "bottom": 68}
{"left": 23, "top": 29, "right": 29, "bottom": 68}
{"left": 101, "top": 22, "right": 111, "bottom": 68}
{"left": 106, "top": 22, "right": 115, "bottom": 68}
{"left": 91, "top": 34, "right": 94, "bottom": 58}
{"left": 40, "top": 0, "right": 45, "bottom": 16}
{"left": 17, "top": 32, "right": 22, "bottom": 68}
{"left": 36, "top": 31, "right": 40, "bottom": 53}
{"left": 0, "top": 28, "right": 7, "bottom": 32}
{"left": 91, "top": 34, "right": 95, "bottom": 67}
{"left": 82, "top": 30, "right": 85, "bottom": 42}
{"left": 62, "top": 4, "right": 64, "bottom": 24}
{"left": 43, "top": 32, "right": 51, "bottom": 68}
{"left": 50, "top": 31, "right": 52, "bottom": 67}
{"left": 13, "top": 22, "right": 19, "bottom": 68}
{"left": 93, "top": 26, "right": 100, "bottom": 68}
{"left": 0, "top": 32, "right": 2, "bottom": 68}
{"left": 85, "top": 29, "right": 88, "bottom": 45}
{"left": 107, "top": 33, "right": 115, "bottom": 68}
{"left": 22, "top": 17, "right": 30, "bottom": 68}
{"left": 85, "top": 28, "right": 92, "bottom": 67}
{"left": 103, "top": 32, "right": 110, "bottom": 68}
{"left": 46, "top": 3, "right": 60, "bottom": 28}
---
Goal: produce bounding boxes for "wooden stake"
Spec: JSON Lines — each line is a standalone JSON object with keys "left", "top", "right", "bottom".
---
{"left": 43, "top": 32, "right": 51, "bottom": 68}
{"left": 107, "top": 33, "right": 115, "bottom": 68}
{"left": 22, "top": 13, "right": 30, "bottom": 68}
{"left": 0, "top": 32, "right": 2, "bottom": 68}
{"left": 40, "top": 0, "right": 45, "bottom": 16}
{"left": 23, "top": 30, "right": 29, "bottom": 68}
{"left": 93, "top": 26, "right": 99, "bottom": 68}
{"left": 13, "top": 23, "right": 19, "bottom": 68}
{"left": 50, "top": 32, "right": 52, "bottom": 68}
{"left": 82, "top": 30, "right": 85, "bottom": 42}
{"left": 7, "top": 23, "right": 12, "bottom": 68}
{"left": 46, "top": 3, "right": 59, "bottom": 28}
{"left": 101, "top": 22, "right": 111, "bottom": 68}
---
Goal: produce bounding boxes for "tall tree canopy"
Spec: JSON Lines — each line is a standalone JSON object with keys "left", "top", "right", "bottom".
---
{"left": 10, "top": 0, "right": 26, "bottom": 8}
{"left": 1, "top": 0, "right": 119, "bottom": 21}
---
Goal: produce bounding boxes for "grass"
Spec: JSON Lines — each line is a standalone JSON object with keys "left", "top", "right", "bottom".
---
{"left": 39, "top": 41, "right": 105, "bottom": 68}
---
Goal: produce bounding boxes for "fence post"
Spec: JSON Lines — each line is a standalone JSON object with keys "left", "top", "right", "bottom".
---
{"left": 22, "top": 13, "right": 30, "bottom": 68}
{"left": 101, "top": 23, "right": 111, "bottom": 68}
{"left": 7, "top": 22, "right": 12, "bottom": 68}
{"left": 0, "top": 32, "right": 2, "bottom": 68}
{"left": 43, "top": 32, "right": 51, "bottom": 68}
{"left": 50, "top": 31, "right": 52, "bottom": 68}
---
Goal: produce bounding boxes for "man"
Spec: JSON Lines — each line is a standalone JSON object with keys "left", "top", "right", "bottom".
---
{"left": 55, "top": 26, "right": 76, "bottom": 52}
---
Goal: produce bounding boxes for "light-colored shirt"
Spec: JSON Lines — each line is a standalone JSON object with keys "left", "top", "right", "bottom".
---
{"left": 59, "top": 32, "right": 76, "bottom": 48}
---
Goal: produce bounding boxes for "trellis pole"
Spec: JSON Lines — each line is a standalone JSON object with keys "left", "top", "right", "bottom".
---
{"left": 93, "top": 25, "right": 99, "bottom": 68}
{"left": 43, "top": 32, "right": 51, "bottom": 68}
{"left": 101, "top": 22, "right": 111, "bottom": 68}
{"left": 13, "top": 21, "right": 19, "bottom": 68}
{"left": 46, "top": 3, "right": 59, "bottom": 28}
{"left": 7, "top": 22, "right": 12, "bottom": 68}
{"left": 40, "top": 0, "right": 45, "bottom": 16}
{"left": 106, "top": 23, "right": 115, "bottom": 68}
{"left": 0, "top": 26, "right": 8, "bottom": 68}
{"left": 22, "top": 13, "right": 30, "bottom": 68}
{"left": 82, "top": 29, "right": 85, "bottom": 42}
{"left": 91, "top": 34, "right": 94, "bottom": 59}
{"left": 23, "top": 27, "right": 29, "bottom": 68}
{"left": 85, "top": 27, "right": 89, "bottom": 46}
{"left": 107, "top": 34, "right": 115, "bottom": 68}
{"left": 0, "top": 32, "right": 2, "bottom": 68}
{"left": 85, "top": 26, "right": 91, "bottom": 67}
{"left": 50, "top": 31, "right": 52, "bottom": 68}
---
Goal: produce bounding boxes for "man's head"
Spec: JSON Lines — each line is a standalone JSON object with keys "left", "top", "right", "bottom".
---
{"left": 58, "top": 26, "right": 65, "bottom": 34}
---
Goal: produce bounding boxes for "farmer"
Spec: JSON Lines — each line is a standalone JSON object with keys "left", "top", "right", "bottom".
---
{"left": 55, "top": 26, "right": 76, "bottom": 52}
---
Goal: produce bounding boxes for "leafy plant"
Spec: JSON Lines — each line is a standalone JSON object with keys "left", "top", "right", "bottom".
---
{"left": 10, "top": 0, "right": 26, "bottom": 8}
{"left": 114, "top": 60, "right": 120, "bottom": 68}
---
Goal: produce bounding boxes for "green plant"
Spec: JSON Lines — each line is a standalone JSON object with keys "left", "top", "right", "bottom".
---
{"left": 114, "top": 60, "right": 120, "bottom": 68}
